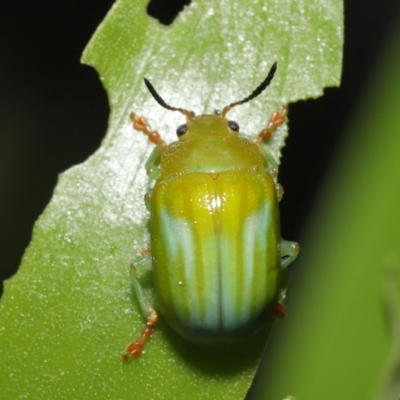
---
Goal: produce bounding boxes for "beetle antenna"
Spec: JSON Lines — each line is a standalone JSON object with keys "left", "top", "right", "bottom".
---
{"left": 144, "top": 78, "right": 193, "bottom": 120}
{"left": 221, "top": 62, "right": 277, "bottom": 118}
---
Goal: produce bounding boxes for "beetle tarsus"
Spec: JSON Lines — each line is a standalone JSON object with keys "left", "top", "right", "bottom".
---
{"left": 123, "top": 312, "right": 159, "bottom": 360}
{"left": 254, "top": 105, "right": 289, "bottom": 144}
{"left": 273, "top": 302, "right": 286, "bottom": 319}
{"left": 130, "top": 112, "right": 166, "bottom": 145}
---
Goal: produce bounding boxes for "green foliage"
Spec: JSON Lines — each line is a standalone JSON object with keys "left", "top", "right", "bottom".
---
{"left": 0, "top": 0, "right": 342, "bottom": 398}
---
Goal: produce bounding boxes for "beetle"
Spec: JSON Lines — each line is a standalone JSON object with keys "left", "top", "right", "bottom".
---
{"left": 123, "top": 62, "right": 299, "bottom": 359}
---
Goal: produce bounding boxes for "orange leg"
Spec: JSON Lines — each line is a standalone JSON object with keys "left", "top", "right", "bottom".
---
{"left": 130, "top": 113, "right": 166, "bottom": 146}
{"left": 254, "top": 105, "right": 288, "bottom": 144}
{"left": 273, "top": 302, "right": 286, "bottom": 319}
{"left": 123, "top": 251, "right": 158, "bottom": 360}
{"left": 123, "top": 310, "right": 158, "bottom": 360}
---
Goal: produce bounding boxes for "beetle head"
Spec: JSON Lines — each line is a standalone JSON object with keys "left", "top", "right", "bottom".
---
{"left": 143, "top": 62, "right": 277, "bottom": 140}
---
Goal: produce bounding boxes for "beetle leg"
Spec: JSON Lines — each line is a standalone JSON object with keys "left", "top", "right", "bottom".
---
{"left": 280, "top": 239, "right": 300, "bottom": 269}
{"left": 273, "top": 267, "right": 291, "bottom": 318}
{"left": 129, "top": 254, "right": 154, "bottom": 317}
{"left": 273, "top": 302, "right": 286, "bottom": 319}
{"left": 131, "top": 114, "right": 164, "bottom": 180}
{"left": 123, "top": 252, "right": 159, "bottom": 360}
{"left": 275, "top": 183, "right": 284, "bottom": 202}
{"left": 130, "top": 112, "right": 167, "bottom": 146}
{"left": 144, "top": 144, "right": 163, "bottom": 180}
{"left": 254, "top": 105, "right": 288, "bottom": 144}
{"left": 144, "top": 190, "right": 152, "bottom": 211}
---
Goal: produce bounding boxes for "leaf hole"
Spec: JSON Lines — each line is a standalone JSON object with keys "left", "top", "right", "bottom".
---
{"left": 147, "top": 0, "right": 191, "bottom": 25}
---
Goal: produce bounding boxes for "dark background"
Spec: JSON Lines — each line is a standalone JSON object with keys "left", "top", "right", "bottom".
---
{"left": 1, "top": 0, "right": 400, "bottom": 297}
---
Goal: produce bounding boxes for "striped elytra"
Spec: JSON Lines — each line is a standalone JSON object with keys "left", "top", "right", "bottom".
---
{"left": 151, "top": 169, "right": 280, "bottom": 345}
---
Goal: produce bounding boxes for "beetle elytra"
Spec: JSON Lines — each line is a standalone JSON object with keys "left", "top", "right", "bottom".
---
{"left": 123, "top": 62, "right": 299, "bottom": 359}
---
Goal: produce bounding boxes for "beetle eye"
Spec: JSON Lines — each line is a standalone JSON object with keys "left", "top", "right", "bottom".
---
{"left": 214, "top": 109, "right": 221, "bottom": 115}
{"left": 228, "top": 120, "right": 239, "bottom": 132}
{"left": 176, "top": 124, "right": 188, "bottom": 136}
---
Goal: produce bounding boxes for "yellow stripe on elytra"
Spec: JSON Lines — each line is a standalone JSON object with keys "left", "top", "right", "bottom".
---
{"left": 153, "top": 170, "right": 279, "bottom": 336}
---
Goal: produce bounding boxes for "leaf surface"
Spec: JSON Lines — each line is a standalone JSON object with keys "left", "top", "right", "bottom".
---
{"left": 0, "top": 1, "right": 343, "bottom": 398}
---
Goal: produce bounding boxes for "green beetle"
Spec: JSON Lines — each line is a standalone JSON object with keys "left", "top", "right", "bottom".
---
{"left": 123, "top": 62, "right": 299, "bottom": 359}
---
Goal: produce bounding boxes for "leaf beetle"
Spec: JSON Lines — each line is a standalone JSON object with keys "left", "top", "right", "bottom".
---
{"left": 123, "top": 62, "right": 299, "bottom": 359}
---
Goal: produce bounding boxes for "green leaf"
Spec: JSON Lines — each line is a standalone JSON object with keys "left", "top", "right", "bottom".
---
{"left": 0, "top": 1, "right": 342, "bottom": 399}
